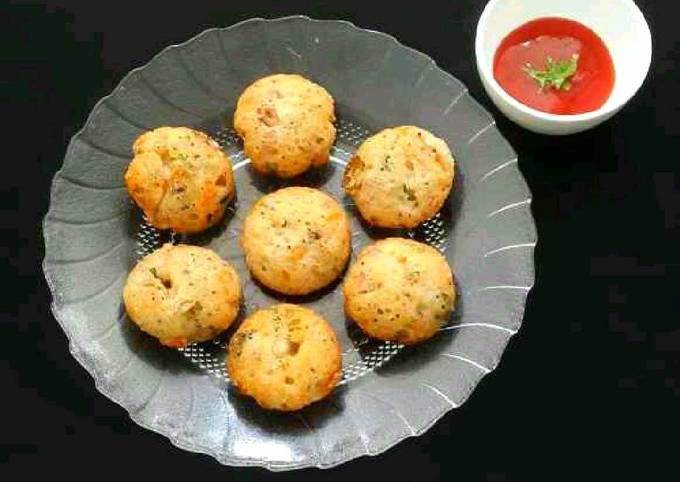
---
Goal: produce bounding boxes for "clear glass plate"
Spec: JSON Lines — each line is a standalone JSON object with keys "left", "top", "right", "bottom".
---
{"left": 43, "top": 16, "right": 536, "bottom": 470}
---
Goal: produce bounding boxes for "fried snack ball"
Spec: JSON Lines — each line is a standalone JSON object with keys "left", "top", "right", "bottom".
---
{"left": 241, "top": 187, "right": 351, "bottom": 295}
{"left": 343, "top": 238, "right": 455, "bottom": 345}
{"left": 227, "top": 304, "right": 341, "bottom": 411}
{"left": 123, "top": 244, "right": 241, "bottom": 348}
{"left": 125, "top": 126, "right": 235, "bottom": 234}
{"left": 343, "top": 125, "right": 455, "bottom": 228}
{"left": 233, "top": 74, "right": 336, "bottom": 178}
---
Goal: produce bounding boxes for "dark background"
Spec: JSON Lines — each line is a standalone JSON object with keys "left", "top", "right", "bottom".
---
{"left": 2, "top": 0, "right": 678, "bottom": 480}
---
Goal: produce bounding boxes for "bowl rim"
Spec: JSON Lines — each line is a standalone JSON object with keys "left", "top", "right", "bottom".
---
{"left": 475, "top": 0, "right": 652, "bottom": 124}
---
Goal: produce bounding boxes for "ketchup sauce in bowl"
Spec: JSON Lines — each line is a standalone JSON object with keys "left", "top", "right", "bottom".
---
{"left": 475, "top": 0, "right": 651, "bottom": 135}
{"left": 493, "top": 17, "right": 615, "bottom": 115}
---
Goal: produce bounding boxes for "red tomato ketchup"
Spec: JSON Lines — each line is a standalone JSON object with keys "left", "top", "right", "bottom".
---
{"left": 493, "top": 17, "right": 615, "bottom": 115}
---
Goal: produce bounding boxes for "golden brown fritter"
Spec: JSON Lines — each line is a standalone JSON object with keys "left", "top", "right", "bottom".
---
{"left": 125, "top": 126, "right": 235, "bottom": 233}
{"left": 343, "top": 238, "right": 455, "bottom": 344}
{"left": 234, "top": 74, "right": 336, "bottom": 178}
{"left": 241, "top": 187, "right": 351, "bottom": 295}
{"left": 343, "top": 125, "right": 454, "bottom": 228}
{"left": 123, "top": 244, "right": 241, "bottom": 348}
{"left": 227, "top": 304, "right": 341, "bottom": 411}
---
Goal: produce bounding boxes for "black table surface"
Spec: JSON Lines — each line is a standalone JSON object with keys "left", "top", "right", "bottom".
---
{"left": 3, "top": 0, "right": 678, "bottom": 480}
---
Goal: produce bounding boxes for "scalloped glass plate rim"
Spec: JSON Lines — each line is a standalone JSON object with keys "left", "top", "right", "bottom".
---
{"left": 42, "top": 15, "right": 537, "bottom": 471}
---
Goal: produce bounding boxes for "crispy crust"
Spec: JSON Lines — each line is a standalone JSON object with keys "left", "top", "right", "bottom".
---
{"left": 233, "top": 74, "right": 336, "bottom": 178}
{"left": 123, "top": 244, "right": 241, "bottom": 347}
{"left": 125, "top": 126, "right": 235, "bottom": 234}
{"left": 227, "top": 304, "right": 341, "bottom": 411}
{"left": 343, "top": 238, "right": 455, "bottom": 345}
{"left": 241, "top": 187, "right": 351, "bottom": 295}
{"left": 343, "top": 125, "right": 454, "bottom": 228}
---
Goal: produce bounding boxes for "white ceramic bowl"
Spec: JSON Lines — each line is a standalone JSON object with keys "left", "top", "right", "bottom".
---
{"left": 475, "top": 0, "right": 652, "bottom": 135}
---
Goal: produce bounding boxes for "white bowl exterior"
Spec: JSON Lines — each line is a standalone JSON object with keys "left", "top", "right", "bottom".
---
{"left": 476, "top": 0, "right": 652, "bottom": 135}
{"left": 479, "top": 70, "right": 622, "bottom": 135}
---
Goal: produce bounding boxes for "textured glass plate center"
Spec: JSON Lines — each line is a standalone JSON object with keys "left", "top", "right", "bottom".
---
{"left": 135, "top": 118, "right": 453, "bottom": 386}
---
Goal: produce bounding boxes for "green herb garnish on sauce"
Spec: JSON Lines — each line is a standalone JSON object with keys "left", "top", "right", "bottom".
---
{"left": 523, "top": 54, "right": 579, "bottom": 91}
